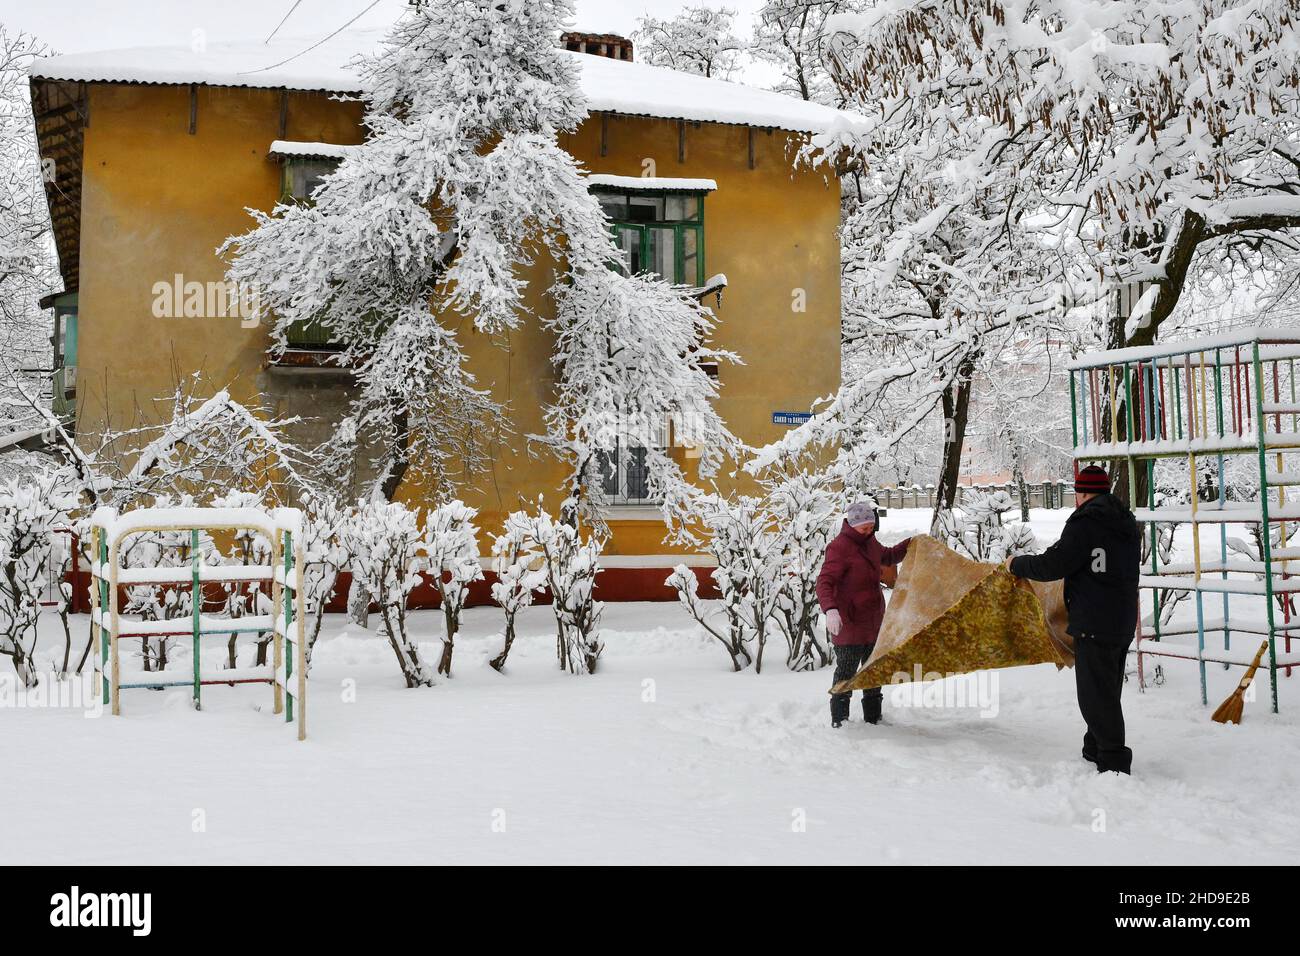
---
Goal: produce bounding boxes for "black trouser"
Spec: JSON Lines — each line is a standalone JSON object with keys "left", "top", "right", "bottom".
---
{"left": 831, "top": 643, "right": 882, "bottom": 724}
{"left": 1074, "top": 634, "right": 1134, "bottom": 773}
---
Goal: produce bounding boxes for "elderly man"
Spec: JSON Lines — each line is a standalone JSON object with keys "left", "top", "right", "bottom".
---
{"left": 817, "top": 502, "right": 913, "bottom": 728}
{"left": 1007, "top": 465, "right": 1141, "bottom": 774}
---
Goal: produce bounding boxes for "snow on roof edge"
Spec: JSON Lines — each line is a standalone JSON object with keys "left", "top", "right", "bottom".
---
{"left": 268, "top": 140, "right": 361, "bottom": 160}
{"left": 28, "top": 31, "right": 858, "bottom": 135}
{"left": 586, "top": 174, "right": 717, "bottom": 192}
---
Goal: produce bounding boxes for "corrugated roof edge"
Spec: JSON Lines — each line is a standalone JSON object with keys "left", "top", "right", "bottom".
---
{"left": 28, "top": 41, "right": 858, "bottom": 135}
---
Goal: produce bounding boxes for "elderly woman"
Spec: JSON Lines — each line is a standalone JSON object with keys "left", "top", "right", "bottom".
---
{"left": 816, "top": 502, "right": 913, "bottom": 728}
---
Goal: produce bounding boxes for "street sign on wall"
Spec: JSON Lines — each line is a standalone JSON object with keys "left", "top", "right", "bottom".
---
{"left": 772, "top": 411, "right": 812, "bottom": 426}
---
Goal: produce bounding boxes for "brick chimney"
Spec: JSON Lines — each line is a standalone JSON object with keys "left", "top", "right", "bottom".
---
{"left": 561, "top": 32, "right": 633, "bottom": 62}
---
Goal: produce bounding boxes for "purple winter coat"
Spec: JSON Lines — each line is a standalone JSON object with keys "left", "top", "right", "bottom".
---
{"left": 815, "top": 520, "right": 912, "bottom": 646}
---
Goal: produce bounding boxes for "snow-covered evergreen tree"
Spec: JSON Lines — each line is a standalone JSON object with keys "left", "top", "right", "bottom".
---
{"left": 224, "top": 0, "right": 735, "bottom": 520}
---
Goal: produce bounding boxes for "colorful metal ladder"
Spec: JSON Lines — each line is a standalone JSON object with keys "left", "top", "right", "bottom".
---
{"left": 1067, "top": 330, "right": 1300, "bottom": 713}
{"left": 89, "top": 506, "right": 307, "bottom": 739}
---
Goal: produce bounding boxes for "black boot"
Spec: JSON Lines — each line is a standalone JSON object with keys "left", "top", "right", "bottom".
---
{"left": 831, "top": 693, "right": 850, "bottom": 728}
{"left": 862, "top": 689, "right": 882, "bottom": 725}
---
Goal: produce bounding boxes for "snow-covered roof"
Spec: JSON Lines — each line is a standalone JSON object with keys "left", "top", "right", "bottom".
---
{"left": 267, "top": 140, "right": 361, "bottom": 160}
{"left": 585, "top": 174, "right": 717, "bottom": 192}
{"left": 29, "top": 29, "right": 856, "bottom": 134}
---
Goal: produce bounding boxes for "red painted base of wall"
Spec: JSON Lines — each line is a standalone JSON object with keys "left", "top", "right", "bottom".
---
{"left": 67, "top": 565, "right": 719, "bottom": 614}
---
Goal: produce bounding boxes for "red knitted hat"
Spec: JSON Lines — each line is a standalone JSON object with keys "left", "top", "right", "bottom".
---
{"left": 1075, "top": 465, "right": 1111, "bottom": 494}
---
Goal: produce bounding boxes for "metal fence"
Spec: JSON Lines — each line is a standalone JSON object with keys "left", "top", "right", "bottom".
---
{"left": 870, "top": 480, "right": 1076, "bottom": 512}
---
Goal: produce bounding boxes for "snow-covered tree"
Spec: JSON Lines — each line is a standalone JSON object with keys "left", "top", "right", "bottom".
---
{"left": 824, "top": 0, "right": 1300, "bottom": 349}
{"left": 0, "top": 467, "right": 76, "bottom": 686}
{"left": 0, "top": 29, "right": 56, "bottom": 423}
{"left": 488, "top": 512, "right": 547, "bottom": 672}
{"left": 423, "top": 499, "right": 482, "bottom": 677}
{"left": 344, "top": 499, "right": 432, "bottom": 688}
{"left": 634, "top": 5, "right": 745, "bottom": 79}
{"left": 750, "top": 0, "right": 862, "bottom": 103}
{"left": 224, "top": 0, "right": 735, "bottom": 519}
{"left": 935, "top": 490, "right": 1036, "bottom": 564}
{"left": 809, "top": 0, "right": 1300, "bottom": 510}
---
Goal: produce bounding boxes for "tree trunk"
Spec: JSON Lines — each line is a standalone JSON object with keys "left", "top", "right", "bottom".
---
{"left": 931, "top": 355, "right": 976, "bottom": 529}
{"left": 437, "top": 602, "right": 456, "bottom": 677}
{"left": 489, "top": 617, "right": 516, "bottom": 672}
{"left": 379, "top": 408, "right": 410, "bottom": 502}
{"left": 346, "top": 575, "right": 370, "bottom": 629}
{"left": 1012, "top": 448, "right": 1030, "bottom": 522}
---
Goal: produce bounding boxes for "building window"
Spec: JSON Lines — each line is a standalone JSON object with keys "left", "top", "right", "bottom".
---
{"left": 277, "top": 158, "right": 342, "bottom": 348}
{"left": 595, "top": 417, "right": 671, "bottom": 505}
{"left": 590, "top": 188, "right": 710, "bottom": 504}
{"left": 595, "top": 190, "right": 706, "bottom": 287}
{"left": 281, "top": 157, "right": 340, "bottom": 204}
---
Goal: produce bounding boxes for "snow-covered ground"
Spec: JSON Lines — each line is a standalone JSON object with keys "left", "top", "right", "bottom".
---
{"left": 3, "top": 509, "right": 1297, "bottom": 865}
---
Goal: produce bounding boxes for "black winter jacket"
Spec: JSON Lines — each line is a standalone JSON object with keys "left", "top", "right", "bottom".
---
{"left": 1009, "top": 493, "right": 1141, "bottom": 643}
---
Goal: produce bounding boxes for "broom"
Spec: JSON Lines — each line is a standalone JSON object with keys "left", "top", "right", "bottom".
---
{"left": 1211, "top": 641, "right": 1269, "bottom": 725}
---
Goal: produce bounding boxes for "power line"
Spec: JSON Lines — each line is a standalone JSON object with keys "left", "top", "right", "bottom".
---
{"left": 265, "top": 0, "right": 305, "bottom": 45}
{"left": 241, "top": 0, "right": 385, "bottom": 75}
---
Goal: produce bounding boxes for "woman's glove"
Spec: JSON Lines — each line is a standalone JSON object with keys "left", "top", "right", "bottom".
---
{"left": 825, "top": 609, "right": 842, "bottom": 637}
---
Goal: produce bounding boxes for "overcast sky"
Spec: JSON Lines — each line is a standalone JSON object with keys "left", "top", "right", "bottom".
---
{"left": 0, "top": 1, "right": 771, "bottom": 63}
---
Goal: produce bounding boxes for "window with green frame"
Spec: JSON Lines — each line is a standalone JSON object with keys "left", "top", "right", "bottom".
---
{"left": 279, "top": 157, "right": 343, "bottom": 349}
{"left": 594, "top": 190, "right": 706, "bottom": 287}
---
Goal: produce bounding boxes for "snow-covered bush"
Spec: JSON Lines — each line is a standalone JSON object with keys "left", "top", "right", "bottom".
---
{"left": 667, "top": 563, "right": 750, "bottom": 672}
{"left": 488, "top": 512, "right": 547, "bottom": 673}
{"left": 936, "top": 491, "right": 1036, "bottom": 563}
{"left": 299, "top": 492, "right": 351, "bottom": 665}
{"left": 423, "top": 500, "right": 482, "bottom": 677}
{"left": 505, "top": 505, "right": 603, "bottom": 675}
{"left": 763, "top": 469, "right": 839, "bottom": 671}
{"left": 668, "top": 493, "right": 786, "bottom": 673}
{"left": 344, "top": 499, "right": 432, "bottom": 688}
{"left": 0, "top": 469, "right": 74, "bottom": 686}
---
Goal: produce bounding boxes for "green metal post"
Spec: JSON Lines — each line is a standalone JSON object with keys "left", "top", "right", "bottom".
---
{"left": 1069, "top": 369, "right": 1080, "bottom": 450}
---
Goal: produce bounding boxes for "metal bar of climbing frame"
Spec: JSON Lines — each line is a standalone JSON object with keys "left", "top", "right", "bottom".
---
{"left": 1253, "top": 342, "right": 1280, "bottom": 713}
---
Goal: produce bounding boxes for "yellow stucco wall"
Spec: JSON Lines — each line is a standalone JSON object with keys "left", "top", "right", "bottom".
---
{"left": 74, "top": 83, "right": 841, "bottom": 554}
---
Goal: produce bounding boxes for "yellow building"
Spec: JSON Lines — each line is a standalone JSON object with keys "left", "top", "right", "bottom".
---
{"left": 31, "top": 29, "right": 846, "bottom": 593}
